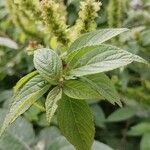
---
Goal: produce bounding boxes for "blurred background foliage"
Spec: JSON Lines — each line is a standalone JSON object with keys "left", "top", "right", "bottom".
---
{"left": 0, "top": 0, "right": 150, "bottom": 150}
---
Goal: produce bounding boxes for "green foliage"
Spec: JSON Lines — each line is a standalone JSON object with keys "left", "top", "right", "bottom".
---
{"left": 63, "top": 78, "right": 103, "bottom": 99}
{"left": 0, "top": 75, "right": 50, "bottom": 135}
{"left": 91, "top": 104, "right": 105, "bottom": 128}
{"left": 140, "top": 133, "right": 150, "bottom": 150}
{"left": 0, "top": 0, "right": 150, "bottom": 149}
{"left": 45, "top": 86, "right": 62, "bottom": 124}
{"left": 85, "top": 74, "right": 121, "bottom": 105}
{"left": 0, "top": 109, "right": 35, "bottom": 150}
{"left": 64, "top": 73, "right": 122, "bottom": 105}
{"left": 67, "top": 44, "right": 146, "bottom": 77}
{"left": 0, "top": 26, "right": 148, "bottom": 149}
{"left": 36, "top": 127, "right": 114, "bottom": 150}
{"left": 57, "top": 95, "right": 95, "bottom": 150}
{"left": 13, "top": 71, "right": 38, "bottom": 94}
{"left": 0, "top": 37, "right": 18, "bottom": 49}
{"left": 68, "top": 28, "right": 128, "bottom": 52}
{"left": 107, "top": 107, "right": 136, "bottom": 122}
{"left": 128, "top": 122, "right": 150, "bottom": 136}
{"left": 34, "top": 48, "right": 63, "bottom": 85}
{"left": 0, "top": 90, "right": 12, "bottom": 103}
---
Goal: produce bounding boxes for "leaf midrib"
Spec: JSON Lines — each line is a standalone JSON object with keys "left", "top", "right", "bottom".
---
{"left": 68, "top": 99, "right": 88, "bottom": 150}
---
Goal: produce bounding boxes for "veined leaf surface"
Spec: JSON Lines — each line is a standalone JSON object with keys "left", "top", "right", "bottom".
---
{"left": 69, "top": 28, "right": 128, "bottom": 52}
{"left": 0, "top": 75, "right": 50, "bottom": 136}
{"left": 13, "top": 71, "right": 38, "bottom": 94}
{"left": 63, "top": 78, "right": 102, "bottom": 100}
{"left": 57, "top": 95, "right": 95, "bottom": 150}
{"left": 0, "top": 109, "right": 35, "bottom": 150}
{"left": 64, "top": 73, "right": 121, "bottom": 106}
{"left": 45, "top": 86, "right": 62, "bottom": 124}
{"left": 34, "top": 48, "right": 63, "bottom": 84}
{"left": 67, "top": 44, "right": 147, "bottom": 77}
{"left": 85, "top": 73, "right": 121, "bottom": 106}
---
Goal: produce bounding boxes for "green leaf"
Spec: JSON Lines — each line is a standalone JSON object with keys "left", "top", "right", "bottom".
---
{"left": 91, "top": 104, "right": 106, "bottom": 128}
{"left": 13, "top": 71, "right": 38, "bottom": 94}
{"left": 92, "top": 141, "right": 114, "bottom": 150}
{"left": 37, "top": 114, "right": 53, "bottom": 127}
{"left": 140, "top": 133, "right": 150, "bottom": 150}
{"left": 0, "top": 109, "right": 35, "bottom": 150}
{"left": 107, "top": 107, "right": 136, "bottom": 122}
{"left": 48, "top": 136, "right": 74, "bottom": 150}
{"left": 128, "top": 122, "right": 150, "bottom": 136}
{"left": 0, "top": 37, "right": 18, "bottom": 49}
{"left": 46, "top": 86, "right": 62, "bottom": 124}
{"left": 67, "top": 44, "right": 147, "bottom": 77}
{"left": 141, "top": 29, "right": 150, "bottom": 46}
{"left": 49, "top": 138, "right": 114, "bottom": 150}
{"left": 86, "top": 99, "right": 101, "bottom": 104}
{"left": 24, "top": 104, "right": 42, "bottom": 122}
{"left": 0, "top": 75, "right": 50, "bottom": 136}
{"left": 65, "top": 73, "right": 121, "bottom": 105}
{"left": 37, "top": 127, "right": 114, "bottom": 150}
{"left": 69, "top": 28, "right": 128, "bottom": 52}
{"left": 34, "top": 48, "right": 63, "bottom": 84}
{"left": 0, "top": 90, "right": 12, "bottom": 103}
{"left": 48, "top": 137, "right": 114, "bottom": 150}
{"left": 63, "top": 78, "right": 102, "bottom": 100}
{"left": 85, "top": 73, "right": 121, "bottom": 106}
{"left": 48, "top": 136, "right": 114, "bottom": 150}
{"left": 36, "top": 127, "right": 61, "bottom": 150}
{"left": 57, "top": 95, "right": 95, "bottom": 150}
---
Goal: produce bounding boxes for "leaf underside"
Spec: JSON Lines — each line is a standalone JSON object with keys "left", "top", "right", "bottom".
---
{"left": 45, "top": 86, "right": 62, "bottom": 124}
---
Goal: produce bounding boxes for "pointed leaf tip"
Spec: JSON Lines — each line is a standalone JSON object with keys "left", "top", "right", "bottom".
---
{"left": 45, "top": 86, "right": 62, "bottom": 124}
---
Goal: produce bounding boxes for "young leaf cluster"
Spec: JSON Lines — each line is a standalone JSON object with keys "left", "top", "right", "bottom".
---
{"left": 0, "top": 29, "right": 147, "bottom": 150}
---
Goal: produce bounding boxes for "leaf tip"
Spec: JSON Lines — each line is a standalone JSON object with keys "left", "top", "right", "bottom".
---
{"left": 120, "top": 28, "right": 129, "bottom": 32}
{"left": 133, "top": 55, "right": 149, "bottom": 65}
